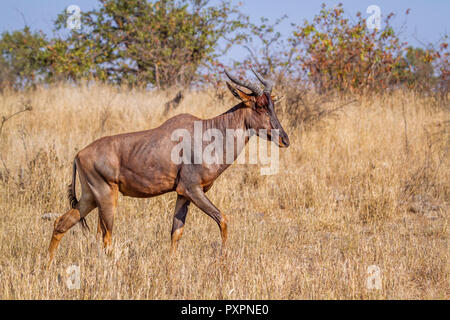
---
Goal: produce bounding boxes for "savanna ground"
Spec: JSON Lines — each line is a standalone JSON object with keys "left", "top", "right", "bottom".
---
{"left": 0, "top": 84, "right": 448, "bottom": 299}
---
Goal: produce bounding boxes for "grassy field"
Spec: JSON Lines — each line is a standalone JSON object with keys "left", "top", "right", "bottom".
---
{"left": 0, "top": 84, "right": 448, "bottom": 299}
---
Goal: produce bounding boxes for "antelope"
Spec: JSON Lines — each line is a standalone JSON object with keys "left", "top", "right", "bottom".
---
{"left": 48, "top": 69, "right": 290, "bottom": 263}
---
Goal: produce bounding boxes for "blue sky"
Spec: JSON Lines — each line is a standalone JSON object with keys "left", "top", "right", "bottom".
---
{"left": 0, "top": 0, "right": 448, "bottom": 62}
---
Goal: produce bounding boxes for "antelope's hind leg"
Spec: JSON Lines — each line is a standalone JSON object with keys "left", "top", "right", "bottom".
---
{"left": 96, "top": 215, "right": 103, "bottom": 240}
{"left": 170, "top": 195, "right": 190, "bottom": 254}
{"left": 96, "top": 184, "right": 119, "bottom": 253}
{"left": 48, "top": 194, "right": 96, "bottom": 265}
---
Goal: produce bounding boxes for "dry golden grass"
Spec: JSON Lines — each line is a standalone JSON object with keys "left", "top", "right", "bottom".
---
{"left": 0, "top": 84, "right": 448, "bottom": 299}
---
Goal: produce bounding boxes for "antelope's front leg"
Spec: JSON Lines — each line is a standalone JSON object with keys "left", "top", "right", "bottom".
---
{"left": 184, "top": 187, "right": 228, "bottom": 249}
{"left": 171, "top": 195, "right": 190, "bottom": 254}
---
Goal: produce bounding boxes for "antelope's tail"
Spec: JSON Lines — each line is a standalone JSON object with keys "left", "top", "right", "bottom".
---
{"left": 67, "top": 159, "right": 90, "bottom": 231}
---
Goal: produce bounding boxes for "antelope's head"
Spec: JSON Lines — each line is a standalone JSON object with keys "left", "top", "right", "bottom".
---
{"left": 225, "top": 68, "right": 290, "bottom": 148}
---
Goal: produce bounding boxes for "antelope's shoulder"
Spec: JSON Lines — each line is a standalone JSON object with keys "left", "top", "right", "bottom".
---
{"left": 158, "top": 113, "right": 202, "bottom": 129}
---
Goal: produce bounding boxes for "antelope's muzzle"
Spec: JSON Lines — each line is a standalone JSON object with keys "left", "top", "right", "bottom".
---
{"left": 278, "top": 133, "right": 290, "bottom": 148}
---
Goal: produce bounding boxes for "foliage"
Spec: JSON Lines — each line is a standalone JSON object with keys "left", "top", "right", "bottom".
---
{"left": 290, "top": 3, "right": 409, "bottom": 93}
{"left": 51, "top": 0, "right": 246, "bottom": 88}
{"left": 0, "top": 27, "right": 49, "bottom": 89}
{"left": 239, "top": 16, "right": 297, "bottom": 80}
{"left": 401, "top": 47, "right": 435, "bottom": 91}
{"left": 433, "top": 36, "right": 449, "bottom": 102}
{"left": 0, "top": 1, "right": 447, "bottom": 95}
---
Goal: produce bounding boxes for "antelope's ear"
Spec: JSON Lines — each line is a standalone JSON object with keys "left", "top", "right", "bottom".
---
{"left": 271, "top": 94, "right": 285, "bottom": 104}
{"left": 226, "top": 82, "right": 254, "bottom": 107}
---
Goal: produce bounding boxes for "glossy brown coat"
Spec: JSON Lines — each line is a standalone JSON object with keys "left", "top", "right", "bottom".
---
{"left": 48, "top": 70, "right": 289, "bottom": 263}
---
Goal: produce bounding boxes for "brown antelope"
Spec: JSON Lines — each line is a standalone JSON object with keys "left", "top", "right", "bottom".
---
{"left": 48, "top": 69, "right": 290, "bottom": 263}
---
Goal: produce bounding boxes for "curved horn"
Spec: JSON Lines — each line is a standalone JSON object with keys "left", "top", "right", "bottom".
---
{"left": 251, "top": 67, "right": 273, "bottom": 94}
{"left": 224, "top": 69, "right": 263, "bottom": 96}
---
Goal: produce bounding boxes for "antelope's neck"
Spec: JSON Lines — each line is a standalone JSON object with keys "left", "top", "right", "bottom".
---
{"left": 203, "top": 104, "right": 253, "bottom": 163}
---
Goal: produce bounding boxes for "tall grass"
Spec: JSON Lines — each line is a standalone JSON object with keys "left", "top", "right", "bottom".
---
{"left": 0, "top": 84, "right": 448, "bottom": 299}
